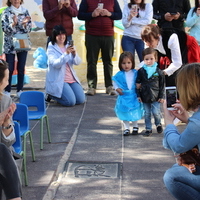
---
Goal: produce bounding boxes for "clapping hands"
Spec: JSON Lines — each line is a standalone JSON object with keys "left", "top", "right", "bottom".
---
{"left": 92, "top": 7, "right": 111, "bottom": 17}
{"left": 0, "top": 103, "right": 16, "bottom": 126}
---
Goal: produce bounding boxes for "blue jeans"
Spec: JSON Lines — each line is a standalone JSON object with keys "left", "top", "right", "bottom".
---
{"left": 121, "top": 35, "right": 144, "bottom": 62}
{"left": 164, "top": 164, "right": 200, "bottom": 200}
{"left": 143, "top": 102, "right": 161, "bottom": 130}
{"left": 5, "top": 51, "right": 28, "bottom": 92}
{"left": 51, "top": 82, "right": 85, "bottom": 106}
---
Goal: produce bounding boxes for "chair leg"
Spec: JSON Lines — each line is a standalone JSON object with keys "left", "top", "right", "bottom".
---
{"left": 45, "top": 115, "right": 51, "bottom": 143}
{"left": 28, "top": 131, "right": 36, "bottom": 162}
{"left": 22, "top": 135, "right": 28, "bottom": 186}
{"left": 40, "top": 118, "right": 44, "bottom": 150}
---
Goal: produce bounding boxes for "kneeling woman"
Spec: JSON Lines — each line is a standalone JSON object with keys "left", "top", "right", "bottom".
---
{"left": 45, "top": 25, "right": 85, "bottom": 106}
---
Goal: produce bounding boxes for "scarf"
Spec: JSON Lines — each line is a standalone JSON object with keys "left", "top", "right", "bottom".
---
{"left": 143, "top": 62, "right": 158, "bottom": 79}
{"left": 11, "top": 5, "right": 23, "bottom": 15}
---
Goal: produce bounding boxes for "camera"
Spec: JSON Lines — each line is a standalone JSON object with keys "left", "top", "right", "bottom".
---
{"left": 131, "top": 4, "right": 138, "bottom": 12}
{"left": 68, "top": 40, "right": 74, "bottom": 47}
{"left": 165, "top": 86, "right": 177, "bottom": 110}
{"left": 98, "top": 3, "right": 104, "bottom": 9}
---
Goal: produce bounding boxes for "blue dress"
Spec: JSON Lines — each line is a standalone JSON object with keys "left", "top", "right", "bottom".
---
{"left": 112, "top": 70, "right": 144, "bottom": 121}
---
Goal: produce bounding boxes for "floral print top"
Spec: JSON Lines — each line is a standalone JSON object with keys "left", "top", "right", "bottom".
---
{"left": 1, "top": 6, "right": 32, "bottom": 54}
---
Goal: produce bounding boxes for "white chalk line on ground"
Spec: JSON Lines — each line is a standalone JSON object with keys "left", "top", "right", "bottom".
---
{"left": 42, "top": 98, "right": 87, "bottom": 200}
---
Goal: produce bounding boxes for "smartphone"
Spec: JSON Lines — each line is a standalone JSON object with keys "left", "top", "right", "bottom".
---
{"left": 170, "top": 12, "right": 177, "bottom": 15}
{"left": 165, "top": 86, "right": 177, "bottom": 110}
{"left": 98, "top": 3, "right": 104, "bottom": 9}
{"left": 69, "top": 40, "right": 74, "bottom": 47}
{"left": 131, "top": 4, "right": 138, "bottom": 12}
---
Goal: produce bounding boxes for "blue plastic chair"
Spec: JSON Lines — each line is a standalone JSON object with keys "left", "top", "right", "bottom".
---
{"left": 13, "top": 103, "right": 35, "bottom": 162}
{"left": 12, "top": 121, "right": 28, "bottom": 186}
{"left": 19, "top": 91, "right": 51, "bottom": 150}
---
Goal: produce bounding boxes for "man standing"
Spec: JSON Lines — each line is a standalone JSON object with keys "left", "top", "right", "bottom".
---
{"left": 43, "top": 0, "right": 78, "bottom": 42}
{"left": 78, "top": 0, "right": 122, "bottom": 96}
{"left": 152, "top": 0, "right": 191, "bottom": 31}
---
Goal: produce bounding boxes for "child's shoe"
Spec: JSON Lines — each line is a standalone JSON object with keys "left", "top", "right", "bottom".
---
{"left": 132, "top": 127, "right": 139, "bottom": 135}
{"left": 123, "top": 129, "right": 130, "bottom": 136}
{"left": 156, "top": 124, "right": 163, "bottom": 134}
{"left": 143, "top": 130, "right": 152, "bottom": 137}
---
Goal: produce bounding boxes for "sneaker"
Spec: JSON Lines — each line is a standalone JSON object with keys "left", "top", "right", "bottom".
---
{"left": 132, "top": 127, "right": 139, "bottom": 135}
{"left": 4, "top": 91, "right": 10, "bottom": 97}
{"left": 45, "top": 93, "right": 52, "bottom": 103}
{"left": 17, "top": 90, "right": 22, "bottom": 98}
{"left": 106, "top": 86, "right": 116, "bottom": 95}
{"left": 143, "top": 130, "right": 152, "bottom": 137}
{"left": 156, "top": 124, "right": 163, "bottom": 134}
{"left": 87, "top": 88, "right": 96, "bottom": 96}
{"left": 123, "top": 129, "right": 130, "bottom": 136}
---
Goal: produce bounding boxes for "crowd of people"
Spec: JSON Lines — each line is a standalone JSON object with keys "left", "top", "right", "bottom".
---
{"left": 1, "top": 0, "right": 200, "bottom": 199}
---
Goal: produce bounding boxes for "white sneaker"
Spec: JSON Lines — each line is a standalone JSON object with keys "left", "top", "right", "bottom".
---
{"left": 17, "top": 90, "right": 23, "bottom": 98}
{"left": 4, "top": 91, "right": 10, "bottom": 97}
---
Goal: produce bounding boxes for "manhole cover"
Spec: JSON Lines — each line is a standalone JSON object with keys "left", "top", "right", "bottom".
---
{"left": 64, "top": 161, "right": 121, "bottom": 179}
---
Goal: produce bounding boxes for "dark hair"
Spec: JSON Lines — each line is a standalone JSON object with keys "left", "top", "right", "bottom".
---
{"left": 192, "top": 0, "right": 200, "bottom": 15}
{"left": 141, "top": 24, "right": 160, "bottom": 43}
{"left": 142, "top": 47, "right": 158, "bottom": 61}
{"left": 7, "top": 0, "right": 23, "bottom": 7}
{"left": 128, "top": 0, "right": 146, "bottom": 10}
{"left": 50, "top": 25, "right": 68, "bottom": 45}
{"left": 118, "top": 51, "right": 135, "bottom": 71}
{"left": 0, "top": 59, "right": 8, "bottom": 83}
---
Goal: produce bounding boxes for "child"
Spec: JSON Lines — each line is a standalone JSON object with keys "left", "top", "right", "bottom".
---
{"left": 136, "top": 48, "right": 165, "bottom": 137}
{"left": 112, "top": 51, "right": 144, "bottom": 136}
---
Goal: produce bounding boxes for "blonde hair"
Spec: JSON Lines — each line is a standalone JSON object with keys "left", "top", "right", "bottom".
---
{"left": 176, "top": 63, "right": 200, "bottom": 111}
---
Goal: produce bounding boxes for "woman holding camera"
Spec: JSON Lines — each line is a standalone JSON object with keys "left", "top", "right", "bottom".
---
{"left": 163, "top": 63, "right": 200, "bottom": 200}
{"left": 121, "top": 0, "right": 153, "bottom": 62}
{"left": 45, "top": 25, "right": 85, "bottom": 107}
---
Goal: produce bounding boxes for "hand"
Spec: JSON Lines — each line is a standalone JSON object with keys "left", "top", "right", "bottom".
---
{"left": 164, "top": 12, "right": 175, "bottom": 21}
{"left": 158, "top": 98, "right": 164, "bottom": 103}
{"left": 66, "top": 46, "right": 75, "bottom": 55}
{"left": 58, "top": 0, "right": 64, "bottom": 10}
{"left": 136, "top": 83, "right": 141, "bottom": 89}
{"left": 64, "top": 0, "right": 70, "bottom": 8}
{"left": 171, "top": 103, "right": 189, "bottom": 124}
{"left": 12, "top": 15, "right": 18, "bottom": 26}
{"left": 128, "top": 9, "right": 138, "bottom": 21}
{"left": 22, "top": 16, "right": 31, "bottom": 25}
{"left": 3, "top": 103, "right": 16, "bottom": 127}
{"left": 100, "top": 9, "right": 112, "bottom": 17}
{"left": 173, "top": 12, "right": 180, "bottom": 20}
{"left": 0, "top": 109, "right": 9, "bottom": 126}
{"left": 92, "top": 8, "right": 101, "bottom": 17}
{"left": 163, "top": 100, "right": 176, "bottom": 125}
{"left": 138, "top": 97, "right": 142, "bottom": 102}
{"left": 116, "top": 88, "right": 123, "bottom": 95}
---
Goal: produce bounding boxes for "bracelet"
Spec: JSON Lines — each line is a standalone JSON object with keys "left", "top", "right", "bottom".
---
{"left": 2, "top": 124, "right": 12, "bottom": 130}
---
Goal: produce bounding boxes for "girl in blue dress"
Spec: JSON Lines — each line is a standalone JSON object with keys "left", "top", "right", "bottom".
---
{"left": 112, "top": 51, "right": 143, "bottom": 136}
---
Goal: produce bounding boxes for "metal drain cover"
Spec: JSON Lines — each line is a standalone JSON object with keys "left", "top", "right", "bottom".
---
{"left": 64, "top": 161, "right": 121, "bottom": 179}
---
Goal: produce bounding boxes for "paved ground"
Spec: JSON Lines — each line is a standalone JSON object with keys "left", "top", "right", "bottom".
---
{"left": 8, "top": 52, "right": 185, "bottom": 200}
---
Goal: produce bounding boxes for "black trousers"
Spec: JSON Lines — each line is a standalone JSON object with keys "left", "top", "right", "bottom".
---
{"left": 85, "top": 34, "right": 114, "bottom": 89}
{"left": 0, "top": 143, "right": 21, "bottom": 199}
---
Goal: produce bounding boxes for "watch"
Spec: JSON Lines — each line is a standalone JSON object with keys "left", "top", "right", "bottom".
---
{"left": 2, "top": 124, "right": 12, "bottom": 129}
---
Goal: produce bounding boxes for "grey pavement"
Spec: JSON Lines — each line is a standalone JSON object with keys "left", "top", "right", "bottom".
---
{"left": 10, "top": 56, "right": 184, "bottom": 200}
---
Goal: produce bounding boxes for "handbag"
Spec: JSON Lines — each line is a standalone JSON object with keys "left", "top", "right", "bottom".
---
{"left": 13, "top": 33, "right": 31, "bottom": 51}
